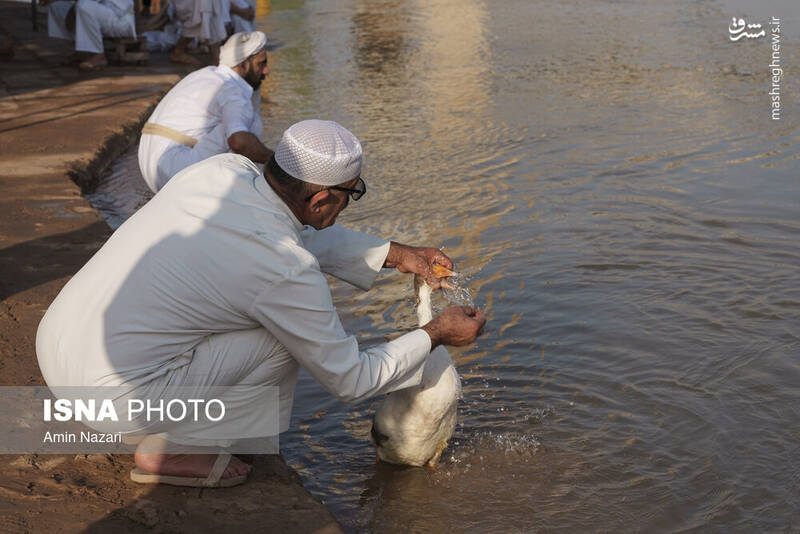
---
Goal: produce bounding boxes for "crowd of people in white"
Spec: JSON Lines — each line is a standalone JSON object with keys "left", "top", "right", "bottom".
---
{"left": 40, "top": 0, "right": 254, "bottom": 70}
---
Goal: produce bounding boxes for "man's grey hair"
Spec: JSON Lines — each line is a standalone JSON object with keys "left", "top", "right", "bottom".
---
{"left": 266, "top": 155, "right": 324, "bottom": 202}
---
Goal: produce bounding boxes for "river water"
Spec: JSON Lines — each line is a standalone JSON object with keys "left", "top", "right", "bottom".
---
{"left": 89, "top": 0, "right": 799, "bottom": 531}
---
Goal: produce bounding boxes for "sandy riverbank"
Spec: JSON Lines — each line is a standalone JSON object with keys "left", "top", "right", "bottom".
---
{"left": 0, "top": 3, "right": 341, "bottom": 532}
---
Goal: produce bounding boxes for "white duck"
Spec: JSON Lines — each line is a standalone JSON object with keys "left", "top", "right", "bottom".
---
{"left": 371, "top": 274, "right": 462, "bottom": 467}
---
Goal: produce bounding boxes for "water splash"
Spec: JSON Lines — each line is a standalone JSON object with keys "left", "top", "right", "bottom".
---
{"left": 441, "top": 264, "right": 481, "bottom": 308}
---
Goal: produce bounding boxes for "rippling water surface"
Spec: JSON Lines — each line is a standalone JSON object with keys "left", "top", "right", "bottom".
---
{"left": 91, "top": 0, "right": 799, "bottom": 531}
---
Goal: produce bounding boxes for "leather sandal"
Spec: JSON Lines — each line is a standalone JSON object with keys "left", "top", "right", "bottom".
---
{"left": 78, "top": 56, "right": 108, "bottom": 72}
{"left": 129, "top": 452, "right": 248, "bottom": 488}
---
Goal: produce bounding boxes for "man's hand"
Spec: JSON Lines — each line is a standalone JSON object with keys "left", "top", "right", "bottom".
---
{"left": 422, "top": 306, "right": 486, "bottom": 349}
{"left": 384, "top": 242, "right": 455, "bottom": 290}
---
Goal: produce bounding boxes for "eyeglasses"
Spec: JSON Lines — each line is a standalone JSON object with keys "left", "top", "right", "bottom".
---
{"left": 305, "top": 177, "right": 366, "bottom": 202}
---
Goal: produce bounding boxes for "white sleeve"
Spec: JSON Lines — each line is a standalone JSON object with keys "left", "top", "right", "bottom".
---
{"left": 299, "top": 224, "right": 390, "bottom": 290}
{"left": 250, "top": 262, "right": 430, "bottom": 403}
{"left": 218, "top": 86, "right": 256, "bottom": 141}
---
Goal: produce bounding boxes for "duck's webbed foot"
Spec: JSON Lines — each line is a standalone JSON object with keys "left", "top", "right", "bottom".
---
{"left": 426, "top": 440, "right": 449, "bottom": 469}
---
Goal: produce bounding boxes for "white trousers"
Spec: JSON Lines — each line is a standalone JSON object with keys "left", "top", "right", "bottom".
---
{"left": 48, "top": 0, "right": 136, "bottom": 54}
{"left": 118, "top": 327, "right": 297, "bottom": 446}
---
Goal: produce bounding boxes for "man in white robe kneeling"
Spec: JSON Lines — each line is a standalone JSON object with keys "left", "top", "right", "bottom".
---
{"left": 40, "top": 0, "right": 136, "bottom": 71}
{"left": 36, "top": 120, "right": 486, "bottom": 487}
{"left": 138, "top": 31, "right": 271, "bottom": 193}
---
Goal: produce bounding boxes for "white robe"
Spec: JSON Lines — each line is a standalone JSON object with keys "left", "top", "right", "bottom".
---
{"left": 173, "top": 0, "right": 229, "bottom": 43}
{"left": 36, "top": 154, "right": 431, "bottom": 439}
{"left": 229, "top": 0, "right": 255, "bottom": 33}
{"left": 138, "top": 64, "right": 262, "bottom": 192}
{"left": 48, "top": 0, "right": 136, "bottom": 54}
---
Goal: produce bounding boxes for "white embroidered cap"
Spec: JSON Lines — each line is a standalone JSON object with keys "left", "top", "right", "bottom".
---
{"left": 274, "top": 120, "right": 363, "bottom": 186}
{"left": 219, "top": 31, "right": 268, "bottom": 68}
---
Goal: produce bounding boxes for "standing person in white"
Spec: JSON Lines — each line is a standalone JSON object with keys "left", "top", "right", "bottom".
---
{"left": 169, "top": 0, "right": 229, "bottom": 65}
{"left": 40, "top": 0, "right": 136, "bottom": 71}
{"left": 228, "top": 0, "right": 255, "bottom": 33}
{"left": 138, "top": 31, "right": 271, "bottom": 193}
{"left": 36, "top": 120, "right": 486, "bottom": 487}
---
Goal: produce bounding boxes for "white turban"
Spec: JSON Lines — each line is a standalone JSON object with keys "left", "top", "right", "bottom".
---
{"left": 275, "top": 120, "right": 363, "bottom": 186}
{"left": 219, "top": 31, "right": 268, "bottom": 68}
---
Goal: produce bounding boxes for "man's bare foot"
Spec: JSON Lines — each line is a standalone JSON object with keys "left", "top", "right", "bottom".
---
{"left": 169, "top": 50, "right": 203, "bottom": 66}
{"left": 134, "top": 435, "right": 252, "bottom": 480}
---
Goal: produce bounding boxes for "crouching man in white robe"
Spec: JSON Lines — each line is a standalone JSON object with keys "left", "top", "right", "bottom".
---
{"left": 36, "top": 120, "right": 486, "bottom": 487}
{"left": 138, "top": 31, "right": 271, "bottom": 193}
{"left": 40, "top": 0, "right": 136, "bottom": 71}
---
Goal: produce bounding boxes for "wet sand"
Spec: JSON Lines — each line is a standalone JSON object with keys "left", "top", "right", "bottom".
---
{"left": 0, "top": 3, "right": 340, "bottom": 532}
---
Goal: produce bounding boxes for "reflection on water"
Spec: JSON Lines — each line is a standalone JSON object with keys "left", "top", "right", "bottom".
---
{"left": 262, "top": 0, "right": 799, "bottom": 531}
{"left": 86, "top": 150, "right": 152, "bottom": 229}
{"left": 89, "top": 0, "right": 799, "bottom": 531}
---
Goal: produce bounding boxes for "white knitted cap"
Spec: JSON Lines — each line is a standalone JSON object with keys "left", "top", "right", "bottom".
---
{"left": 274, "top": 120, "right": 363, "bottom": 186}
{"left": 219, "top": 31, "right": 267, "bottom": 68}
